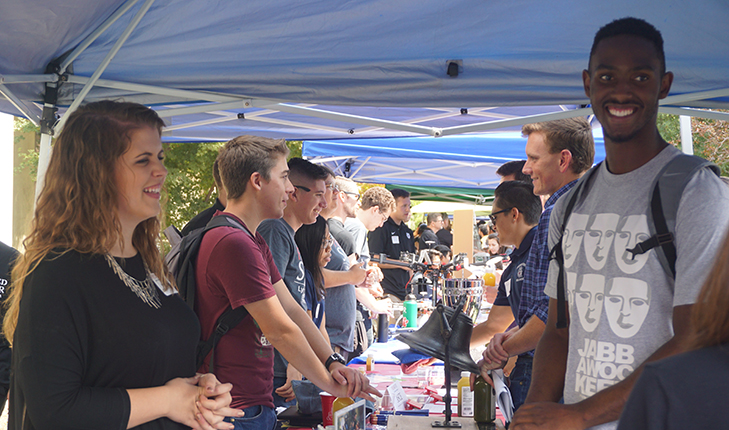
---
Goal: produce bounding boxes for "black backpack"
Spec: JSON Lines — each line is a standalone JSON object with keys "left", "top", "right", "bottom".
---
{"left": 166, "top": 215, "right": 252, "bottom": 372}
{"left": 549, "top": 154, "right": 721, "bottom": 328}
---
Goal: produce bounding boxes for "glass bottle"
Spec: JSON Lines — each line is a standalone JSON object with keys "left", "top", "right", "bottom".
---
{"left": 473, "top": 375, "right": 495, "bottom": 424}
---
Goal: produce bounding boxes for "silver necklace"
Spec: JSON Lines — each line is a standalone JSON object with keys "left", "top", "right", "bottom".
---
{"left": 105, "top": 254, "right": 162, "bottom": 309}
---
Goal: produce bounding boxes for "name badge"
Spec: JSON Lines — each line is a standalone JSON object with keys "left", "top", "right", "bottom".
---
{"left": 392, "top": 235, "right": 400, "bottom": 244}
{"left": 504, "top": 279, "right": 511, "bottom": 297}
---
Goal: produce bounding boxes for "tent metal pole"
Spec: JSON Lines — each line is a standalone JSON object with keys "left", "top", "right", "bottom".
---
{"left": 349, "top": 157, "right": 371, "bottom": 177}
{"left": 679, "top": 116, "right": 694, "bottom": 155}
{"left": 440, "top": 108, "right": 593, "bottom": 136}
{"left": 257, "top": 102, "right": 440, "bottom": 136}
{"left": 661, "top": 88, "right": 729, "bottom": 106}
{"left": 659, "top": 106, "right": 729, "bottom": 122}
{"left": 55, "top": 0, "right": 156, "bottom": 133}
{"left": 0, "top": 83, "right": 40, "bottom": 126}
{"left": 65, "top": 76, "right": 243, "bottom": 104}
{"left": 153, "top": 100, "right": 253, "bottom": 117}
{"left": 34, "top": 81, "right": 60, "bottom": 206}
{"left": 58, "top": 0, "right": 142, "bottom": 75}
{"left": 235, "top": 115, "right": 350, "bottom": 134}
{"left": 0, "top": 74, "right": 57, "bottom": 84}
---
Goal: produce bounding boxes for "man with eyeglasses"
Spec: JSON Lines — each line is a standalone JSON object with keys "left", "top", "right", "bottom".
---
{"left": 418, "top": 213, "right": 443, "bottom": 250}
{"left": 471, "top": 181, "right": 542, "bottom": 412}
{"left": 259, "top": 158, "right": 365, "bottom": 407}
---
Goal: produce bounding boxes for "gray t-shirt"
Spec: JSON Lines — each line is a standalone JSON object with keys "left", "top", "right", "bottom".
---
{"left": 258, "top": 218, "right": 307, "bottom": 378}
{"left": 546, "top": 145, "right": 729, "bottom": 430}
{"left": 258, "top": 218, "right": 306, "bottom": 309}
{"left": 324, "top": 238, "right": 356, "bottom": 352}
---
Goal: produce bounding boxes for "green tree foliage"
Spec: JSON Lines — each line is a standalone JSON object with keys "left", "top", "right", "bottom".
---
{"left": 693, "top": 115, "right": 729, "bottom": 176}
{"left": 162, "top": 139, "right": 304, "bottom": 230}
{"left": 14, "top": 118, "right": 40, "bottom": 178}
{"left": 162, "top": 141, "right": 223, "bottom": 230}
{"left": 657, "top": 113, "right": 729, "bottom": 176}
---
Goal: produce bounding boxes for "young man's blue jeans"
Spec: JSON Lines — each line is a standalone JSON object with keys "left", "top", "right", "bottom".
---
{"left": 224, "top": 405, "right": 277, "bottom": 430}
{"left": 508, "top": 355, "right": 533, "bottom": 412}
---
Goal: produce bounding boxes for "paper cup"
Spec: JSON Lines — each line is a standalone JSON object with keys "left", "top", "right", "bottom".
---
{"left": 320, "top": 392, "right": 336, "bottom": 426}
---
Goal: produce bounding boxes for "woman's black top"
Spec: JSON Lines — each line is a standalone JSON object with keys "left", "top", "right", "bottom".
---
{"left": 10, "top": 250, "right": 200, "bottom": 430}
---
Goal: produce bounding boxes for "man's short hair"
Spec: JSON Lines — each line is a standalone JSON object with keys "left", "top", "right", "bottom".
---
{"left": 589, "top": 17, "right": 666, "bottom": 75}
{"left": 478, "top": 223, "right": 490, "bottom": 236}
{"left": 335, "top": 176, "right": 358, "bottom": 194}
{"left": 493, "top": 181, "right": 542, "bottom": 225}
{"left": 426, "top": 213, "right": 443, "bottom": 225}
{"left": 390, "top": 188, "right": 410, "bottom": 200}
{"left": 360, "top": 187, "right": 396, "bottom": 212}
{"left": 522, "top": 117, "right": 595, "bottom": 174}
{"left": 434, "top": 245, "right": 451, "bottom": 258}
{"left": 288, "top": 157, "right": 328, "bottom": 183}
{"left": 218, "top": 135, "right": 289, "bottom": 200}
{"left": 496, "top": 160, "right": 531, "bottom": 183}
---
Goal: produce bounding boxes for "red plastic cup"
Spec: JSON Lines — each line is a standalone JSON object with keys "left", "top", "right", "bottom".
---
{"left": 320, "top": 391, "right": 336, "bottom": 426}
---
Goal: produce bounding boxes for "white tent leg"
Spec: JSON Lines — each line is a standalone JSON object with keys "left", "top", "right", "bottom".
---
{"left": 34, "top": 132, "right": 53, "bottom": 205}
{"left": 680, "top": 115, "right": 693, "bottom": 155}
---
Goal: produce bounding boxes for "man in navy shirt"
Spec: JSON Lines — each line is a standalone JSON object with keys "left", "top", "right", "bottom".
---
{"left": 471, "top": 181, "right": 542, "bottom": 411}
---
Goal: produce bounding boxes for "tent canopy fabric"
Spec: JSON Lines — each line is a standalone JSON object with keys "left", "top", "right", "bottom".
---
{"left": 387, "top": 184, "right": 495, "bottom": 205}
{"left": 305, "top": 131, "right": 606, "bottom": 190}
{"left": 1, "top": 0, "right": 729, "bottom": 143}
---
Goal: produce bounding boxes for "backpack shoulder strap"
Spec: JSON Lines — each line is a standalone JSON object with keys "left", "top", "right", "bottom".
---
{"left": 189, "top": 215, "right": 254, "bottom": 372}
{"left": 550, "top": 163, "right": 601, "bottom": 329}
{"left": 626, "top": 154, "right": 720, "bottom": 278}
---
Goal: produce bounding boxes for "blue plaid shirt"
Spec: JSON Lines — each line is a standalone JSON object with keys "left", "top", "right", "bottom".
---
{"left": 517, "top": 180, "right": 579, "bottom": 333}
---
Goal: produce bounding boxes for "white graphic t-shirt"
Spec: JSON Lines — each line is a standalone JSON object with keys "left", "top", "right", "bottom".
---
{"left": 545, "top": 145, "right": 729, "bottom": 430}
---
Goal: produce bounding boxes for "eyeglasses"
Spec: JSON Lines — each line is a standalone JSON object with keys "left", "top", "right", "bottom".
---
{"left": 379, "top": 211, "right": 389, "bottom": 222}
{"left": 343, "top": 191, "right": 360, "bottom": 200}
{"left": 322, "top": 237, "right": 334, "bottom": 248}
{"left": 326, "top": 183, "right": 339, "bottom": 192}
{"left": 294, "top": 184, "right": 325, "bottom": 198}
{"left": 489, "top": 207, "right": 513, "bottom": 224}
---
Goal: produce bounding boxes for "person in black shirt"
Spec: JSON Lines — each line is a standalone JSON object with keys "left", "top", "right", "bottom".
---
{"left": 417, "top": 213, "right": 442, "bottom": 250}
{"left": 368, "top": 189, "right": 416, "bottom": 301}
{"left": 4, "top": 101, "right": 238, "bottom": 430}
{"left": 0, "top": 241, "right": 18, "bottom": 414}
{"left": 435, "top": 212, "right": 453, "bottom": 248}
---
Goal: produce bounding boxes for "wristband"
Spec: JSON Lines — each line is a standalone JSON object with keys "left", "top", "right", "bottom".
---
{"left": 325, "top": 352, "right": 346, "bottom": 370}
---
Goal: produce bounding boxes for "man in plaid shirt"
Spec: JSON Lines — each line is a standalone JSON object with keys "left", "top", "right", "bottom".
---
{"left": 479, "top": 117, "right": 595, "bottom": 411}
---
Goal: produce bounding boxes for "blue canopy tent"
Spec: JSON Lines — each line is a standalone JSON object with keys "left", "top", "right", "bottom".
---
{"left": 1, "top": 0, "right": 727, "bottom": 199}
{"left": 303, "top": 130, "right": 606, "bottom": 201}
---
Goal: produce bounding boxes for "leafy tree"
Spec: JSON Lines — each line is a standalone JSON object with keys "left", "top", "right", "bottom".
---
{"left": 657, "top": 112, "right": 729, "bottom": 176}
{"left": 162, "top": 139, "right": 304, "bottom": 230}
{"left": 161, "top": 141, "right": 223, "bottom": 230}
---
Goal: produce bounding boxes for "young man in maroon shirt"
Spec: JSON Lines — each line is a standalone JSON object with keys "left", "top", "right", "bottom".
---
{"left": 194, "top": 135, "right": 379, "bottom": 430}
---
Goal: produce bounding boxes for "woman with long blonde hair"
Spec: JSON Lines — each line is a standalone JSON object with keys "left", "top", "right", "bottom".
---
{"left": 618, "top": 228, "right": 729, "bottom": 429}
{"left": 5, "top": 101, "right": 240, "bottom": 430}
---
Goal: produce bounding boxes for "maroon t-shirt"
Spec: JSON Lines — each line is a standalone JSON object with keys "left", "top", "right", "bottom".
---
{"left": 194, "top": 212, "right": 281, "bottom": 409}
